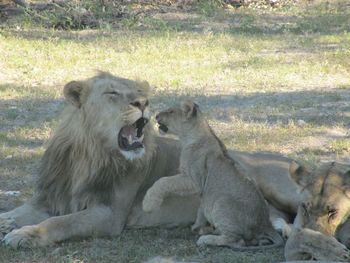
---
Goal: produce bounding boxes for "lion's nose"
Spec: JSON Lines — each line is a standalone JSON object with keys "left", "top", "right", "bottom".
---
{"left": 131, "top": 97, "right": 149, "bottom": 111}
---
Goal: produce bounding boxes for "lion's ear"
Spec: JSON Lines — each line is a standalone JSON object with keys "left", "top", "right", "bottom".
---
{"left": 64, "top": 81, "right": 85, "bottom": 108}
{"left": 289, "top": 161, "right": 311, "bottom": 188}
{"left": 137, "top": 80, "right": 151, "bottom": 94}
{"left": 182, "top": 100, "right": 198, "bottom": 119}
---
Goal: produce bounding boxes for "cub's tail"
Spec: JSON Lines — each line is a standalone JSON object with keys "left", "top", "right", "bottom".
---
{"left": 229, "top": 227, "right": 284, "bottom": 251}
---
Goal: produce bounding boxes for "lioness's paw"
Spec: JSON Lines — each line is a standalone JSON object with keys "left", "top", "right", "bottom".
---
{"left": 324, "top": 237, "right": 350, "bottom": 261}
{"left": 0, "top": 218, "right": 17, "bottom": 239}
{"left": 3, "top": 226, "right": 49, "bottom": 248}
{"left": 272, "top": 218, "right": 291, "bottom": 239}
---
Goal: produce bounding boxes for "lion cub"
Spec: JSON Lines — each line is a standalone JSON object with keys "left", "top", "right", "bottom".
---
{"left": 143, "top": 101, "right": 283, "bottom": 249}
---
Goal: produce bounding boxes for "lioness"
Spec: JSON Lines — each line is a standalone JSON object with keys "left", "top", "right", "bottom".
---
{"left": 0, "top": 72, "right": 298, "bottom": 248}
{"left": 289, "top": 161, "right": 350, "bottom": 240}
{"left": 143, "top": 101, "right": 284, "bottom": 249}
{"left": 280, "top": 161, "right": 350, "bottom": 261}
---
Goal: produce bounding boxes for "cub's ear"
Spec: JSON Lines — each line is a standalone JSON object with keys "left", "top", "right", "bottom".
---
{"left": 182, "top": 100, "right": 198, "bottom": 119}
{"left": 64, "top": 81, "right": 85, "bottom": 108}
{"left": 289, "top": 161, "right": 311, "bottom": 188}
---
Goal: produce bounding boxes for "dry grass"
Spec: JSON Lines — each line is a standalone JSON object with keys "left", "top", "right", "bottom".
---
{"left": 0, "top": 0, "right": 349, "bottom": 262}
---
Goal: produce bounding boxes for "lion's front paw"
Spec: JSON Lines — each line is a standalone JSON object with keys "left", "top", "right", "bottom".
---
{"left": 142, "top": 191, "right": 163, "bottom": 212}
{"left": 0, "top": 218, "right": 17, "bottom": 239}
{"left": 3, "top": 225, "right": 49, "bottom": 249}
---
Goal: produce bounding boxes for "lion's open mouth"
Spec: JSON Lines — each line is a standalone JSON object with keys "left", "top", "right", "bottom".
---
{"left": 118, "top": 117, "right": 149, "bottom": 151}
{"left": 158, "top": 123, "right": 168, "bottom": 133}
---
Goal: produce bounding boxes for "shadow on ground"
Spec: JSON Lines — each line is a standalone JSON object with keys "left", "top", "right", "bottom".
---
{"left": 152, "top": 87, "right": 350, "bottom": 126}
{"left": 0, "top": 81, "right": 348, "bottom": 262}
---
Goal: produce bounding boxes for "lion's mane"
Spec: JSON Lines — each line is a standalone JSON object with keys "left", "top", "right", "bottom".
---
{"left": 35, "top": 72, "right": 156, "bottom": 216}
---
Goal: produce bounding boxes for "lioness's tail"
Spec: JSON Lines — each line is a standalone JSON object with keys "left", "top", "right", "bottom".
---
{"left": 229, "top": 228, "right": 284, "bottom": 251}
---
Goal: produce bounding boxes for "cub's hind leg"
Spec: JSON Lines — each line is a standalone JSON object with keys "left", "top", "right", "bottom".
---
{"left": 197, "top": 234, "right": 245, "bottom": 248}
{"left": 191, "top": 205, "right": 208, "bottom": 232}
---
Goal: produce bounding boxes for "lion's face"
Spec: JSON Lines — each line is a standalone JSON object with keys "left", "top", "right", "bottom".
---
{"left": 290, "top": 161, "right": 350, "bottom": 236}
{"left": 64, "top": 72, "right": 152, "bottom": 160}
{"left": 155, "top": 100, "right": 200, "bottom": 137}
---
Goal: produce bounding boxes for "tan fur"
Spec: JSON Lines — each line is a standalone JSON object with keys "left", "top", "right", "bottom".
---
{"left": 0, "top": 72, "right": 197, "bottom": 248}
{"left": 0, "top": 73, "right": 300, "bottom": 249}
{"left": 289, "top": 162, "right": 350, "bottom": 241}
{"left": 143, "top": 101, "right": 284, "bottom": 249}
{"left": 281, "top": 161, "right": 350, "bottom": 261}
{"left": 285, "top": 228, "right": 349, "bottom": 261}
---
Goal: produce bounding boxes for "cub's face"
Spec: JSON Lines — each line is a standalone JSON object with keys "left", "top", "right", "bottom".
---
{"left": 155, "top": 100, "right": 199, "bottom": 137}
{"left": 64, "top": 72, "right": 152, "bottom": 160}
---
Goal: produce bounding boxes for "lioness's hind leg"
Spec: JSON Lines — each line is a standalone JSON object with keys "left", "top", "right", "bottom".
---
{"left": 143, "top": 174, "right": 198, "bottom": 212}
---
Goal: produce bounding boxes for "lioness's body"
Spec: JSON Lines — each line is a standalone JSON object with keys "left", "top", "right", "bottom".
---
{"left": 143, "top": 101, "right": 284, "bottom": 248}
{"left": 0, "top": 73, "right": 298, "bottom": 248}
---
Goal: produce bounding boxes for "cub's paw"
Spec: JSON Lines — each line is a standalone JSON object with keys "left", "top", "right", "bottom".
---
{"left": 142, "top": 191, "right": 163, "bottom": 212}
{"left": 3, "top": 225, "right": 50, "bottom": 248}
{"left": 191, "top": 223, "right": 200, "bottom": 233}
{"left": 0, "top": 218, "right": 17, "bottom": 239}
{"left": 191, "top": 224, "right": 214, "bottom": 235}
{"left": 196, "top": 235, "right": 210, "bottom": 247}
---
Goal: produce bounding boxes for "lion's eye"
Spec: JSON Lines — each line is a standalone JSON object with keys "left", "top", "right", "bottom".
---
{"left": 328, "top": 208, "right": 337, "bottom": 222}
{"left": 168, "top": 110, "right": 174, "bottom": 114}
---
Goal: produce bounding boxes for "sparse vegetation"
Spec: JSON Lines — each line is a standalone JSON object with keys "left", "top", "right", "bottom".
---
{"left": 0, "top": 0, "right": 349, "bottom": 262}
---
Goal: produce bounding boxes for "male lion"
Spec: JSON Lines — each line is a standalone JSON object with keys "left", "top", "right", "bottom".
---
{"left": 280, "top": 161, "right": 350, "bottom": 261}
{"left": 0, "top": 72, "right": 198, "bottom": 248}
{"left": 143, "top": 101, "right": 284, "bottom": 249}
{"left": 0, "top": 72, "right": 299, "bottom": 248}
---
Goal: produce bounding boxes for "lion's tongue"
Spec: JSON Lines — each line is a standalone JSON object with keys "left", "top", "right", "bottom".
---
{"left": 120, "top": 125, "right": 144, "bottom": 151}
{"left": 122, "top": 126, "right": 137, "bottom": 144}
